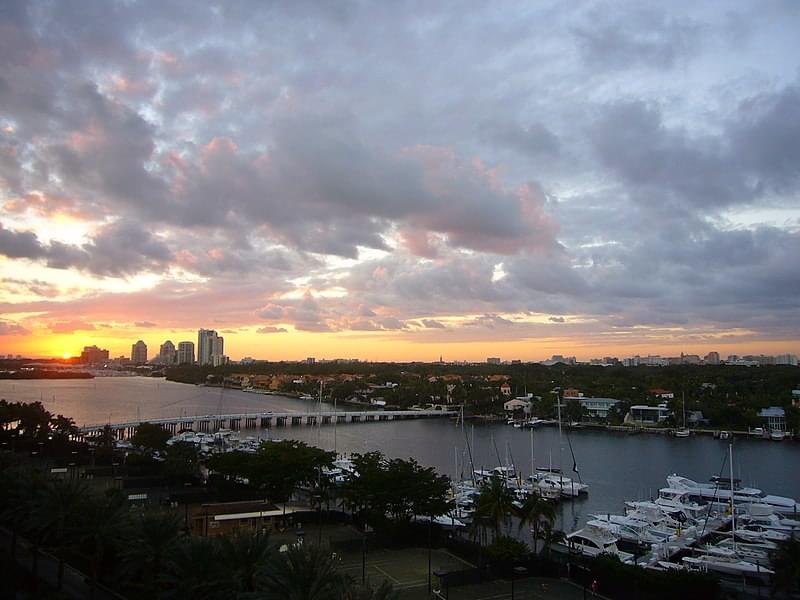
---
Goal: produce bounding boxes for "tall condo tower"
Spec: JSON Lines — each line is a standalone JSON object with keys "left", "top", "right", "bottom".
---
{"left": 198, "top": 329, "right": 224, "bottom": 366}
{"left": 131, "top": 340, "right": 148, "bottom": 365}
{"left": 177, "top": 341, "right": 195, "bottom": 365}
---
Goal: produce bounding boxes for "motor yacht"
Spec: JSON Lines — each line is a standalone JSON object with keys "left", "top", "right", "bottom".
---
{"left": 729, "top": 524, "right": 790, "bottom": 543}
{"left": 655, "top": 488, "right": 711, "bottom": 521}
{"left": 588, "top": 515, "right": 679, "bottom": 545}
{"left": 707, "top": 541, "right": 772, "bottom": 566}
{"left": 667, "top": 474, "right": 800, "bottom": 514}
{"left": 565, "top": 524, "right": 634, "bottom": 563}
{"left": 529, "top": 469, "right": 589, "bottom": 498}
{"left": 682, "top": 554, "right": 773, "bottom": 582}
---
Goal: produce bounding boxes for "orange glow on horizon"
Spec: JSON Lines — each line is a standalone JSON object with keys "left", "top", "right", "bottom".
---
{"left": 1, "top": 326, "right": 798, "bottom": 364}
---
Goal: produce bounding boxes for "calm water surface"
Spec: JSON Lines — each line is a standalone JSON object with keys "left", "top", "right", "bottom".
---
{"left": 3, "top": 377, "right": 799, "bottom": 530}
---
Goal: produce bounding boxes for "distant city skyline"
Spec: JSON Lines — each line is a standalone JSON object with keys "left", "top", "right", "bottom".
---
{"left": 1, "top": 2, "right": 799, "bottom": 361}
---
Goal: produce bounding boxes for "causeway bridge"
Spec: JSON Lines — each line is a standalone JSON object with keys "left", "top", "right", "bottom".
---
{"left": 78, "top": 409, "right": 458, "bottom": 440}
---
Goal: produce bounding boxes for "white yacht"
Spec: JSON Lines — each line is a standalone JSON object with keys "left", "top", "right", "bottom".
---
{"left": 529, "top": 470, "right": 589, "bottom": 498}
{"left": 588, "top": 515, "right": 678, "bottom": 545}
{"left": 654, "top": 488, "right": 712, "bottom": 521}
{"left": 565, "top": 524, "right": 634, "bottom": 563}
{"left": 742, "top": 512, "right": 800, "bottom": 532}
{"left": 667, "top": 474, "right": 800, "bottom": 514}
{"left": 729, "top": 524, "right": 790, "bottom": 543}
{"left": 707, "top": 541, "right": 772, "bottom": 566}
{"left": 682, "top": 554, "right": 773, "bottom": 582}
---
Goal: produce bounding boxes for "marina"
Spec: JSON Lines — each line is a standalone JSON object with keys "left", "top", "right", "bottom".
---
{"left": 2, "top": 377, "right": 799, "bottom": 534}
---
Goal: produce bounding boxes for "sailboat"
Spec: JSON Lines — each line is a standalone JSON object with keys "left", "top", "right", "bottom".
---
{"left": 674, "top": 390, "right": 690, "bottom": 438}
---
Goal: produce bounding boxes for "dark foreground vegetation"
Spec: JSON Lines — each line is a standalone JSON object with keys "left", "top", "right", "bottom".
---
{"left": 167, "top": 362, "right": 800, "bottom": 431}
{"left": 2, "top": 399, "right": 799, "bottom": 599}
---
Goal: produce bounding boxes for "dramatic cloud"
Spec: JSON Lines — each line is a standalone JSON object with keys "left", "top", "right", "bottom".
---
{"left": 49, "top": 320, "right": 96, "bottom": 334}
{"left": 0, "top": 320, "right": 30, "bottom": 336}
{"left": 256, "top": 326, "right": 287, "bottom": 334}
{"left": 0, "top": 1, "right": 798, "bottom": 357}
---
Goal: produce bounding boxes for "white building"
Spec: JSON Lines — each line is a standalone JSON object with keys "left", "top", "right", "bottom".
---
{"left": 158, "top": 340, "right": 177, "bottom": 365}
{"left": 564, "top": 396, "right": 620, "bottom": 419}
{"left": 131, "top": 340, "right": 148, "bottom": 365}
{"left": 198, "top": 329, "right": 225, "bottom": 366}
{"left": 177, "top": 341, "right": 195, "bottom": 365}
{"left": 503, "top": 398, "right": 532, "bottom": 415}
{"left": 627, "top": 404, "right": 672, "bottom": 424}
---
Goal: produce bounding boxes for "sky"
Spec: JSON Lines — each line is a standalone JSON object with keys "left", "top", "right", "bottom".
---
{"left": 1, "top": 1, "right": 799, "bottom": 362}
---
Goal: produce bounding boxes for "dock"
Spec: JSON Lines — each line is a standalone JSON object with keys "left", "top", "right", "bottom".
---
{"left": 77, "top": 409, "right": 458, "bottom": 439}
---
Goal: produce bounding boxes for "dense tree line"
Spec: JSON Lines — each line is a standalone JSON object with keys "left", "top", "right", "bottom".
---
{"left": 0, "top": 455, "right": 395, "bottom": 599}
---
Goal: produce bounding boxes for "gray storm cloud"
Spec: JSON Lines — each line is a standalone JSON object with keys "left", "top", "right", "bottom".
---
{"left": 0, "top": 0, "right": 798, "bottom": 345}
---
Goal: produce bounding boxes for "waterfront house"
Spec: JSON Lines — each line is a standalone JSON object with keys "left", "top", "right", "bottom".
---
{"left": 503, "top": 398, "right": 532, "bottom": 417}
{"left": 190, "top": 500, "right": 301, "bottom": 536}
{"left": 563, "top": 396, "right": 620, "bottom": 419}
{"left": 758, "top": 407, "right": 786, "bottom": 433}
{"left": 626, "top": 404, "right": 672, "bottom": 425}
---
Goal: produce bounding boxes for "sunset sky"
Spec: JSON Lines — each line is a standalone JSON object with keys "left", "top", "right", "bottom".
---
{"left": 1, "top": 1, "right": 799, "bottom": 362}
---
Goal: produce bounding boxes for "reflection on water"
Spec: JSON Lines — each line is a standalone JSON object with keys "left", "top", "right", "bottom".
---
{"left": 2, "top": 377, "right": 799, "bottom": 529}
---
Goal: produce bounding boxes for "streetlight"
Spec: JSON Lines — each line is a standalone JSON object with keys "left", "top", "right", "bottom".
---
{"left": 433, "top": 569, "right": 448, "bottom": 599}
{"left": 427, "top": 515, "right": 433, "bottom": 594}
{"left": 511, "top": 565, "right": 527, "bottom": 600}
{"left": 361, "top": 523, "right": 372, "bottom": 584}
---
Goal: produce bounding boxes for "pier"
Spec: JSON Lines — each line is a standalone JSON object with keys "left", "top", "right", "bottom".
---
{"left": 77, "top": 409, "right": 458, "bottom": 440}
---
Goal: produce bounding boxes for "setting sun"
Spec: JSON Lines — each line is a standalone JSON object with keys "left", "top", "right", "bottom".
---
{"left": 62, "top": 352, "right": 72, "bottom": 359}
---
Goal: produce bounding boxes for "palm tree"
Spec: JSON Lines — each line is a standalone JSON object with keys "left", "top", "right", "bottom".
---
{"left": 256, "top": 543, "right": 345, "bottom": 600}
{"left": 770, "top": 536, "right": 800, "bottom": 597}
{"left": 32, "top": 478, "right": 88, "bottom": 590}
{"left": 217, "top": 528, "right": 273, "bottom": 595}
{"left": 540, "top": 520, "right": 565, "bottom": 558}
{"left": 119, "top": 511, "right": 184, "bottom": 599}
{"left": 6, "top": 465, "right": 47, "bottom": 582}
{"left": 341, "top": 579, "right": 397, "bottom": 600}
{"left": 73, "top": 491, "right": 129, "bottom": 599}
{"left": 472, "top": 478, "right": 516, "bottom": 541}
{"left": 515, "top": 493, "right": 556, "bottom": 554}
{"left": 162, "top": 536, "right": 230, "bottom": 600}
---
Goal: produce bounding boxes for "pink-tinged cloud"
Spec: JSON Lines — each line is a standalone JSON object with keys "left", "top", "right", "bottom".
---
{"left": 3, "top": 192, "right": 97, "bottom": 221}
{"left": 402, "top": 145, "right": 559, "bottom": 255}
{"left": 399, "top": 229, "right": 440, "bottom": 258}
{"left": 0, "top": 320, "right": 31, "bottom": 336}
{"left": 111, "top": 75, "right": 157, "bottom": 97}
{"left": 256, "top": 326, "right": 287, "bottom": 333}
{"left": 49, "top": 319, "right": 96, "bottom": 334}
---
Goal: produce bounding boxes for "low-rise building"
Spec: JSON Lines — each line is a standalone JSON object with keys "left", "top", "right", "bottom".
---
{"left": 563, "top": 396, "right": 620, "bottom": 419}
{"left": 503, "top": 398, "right": 532, "bottom": 416}
{"left": 758, "top": 407, "right": 786, "bottom": 433}
{"left": 190, "top": 501, "right": 301, "bottom": 537}
{"left": 627, "top": 404, "right": 672, "bottom": 425}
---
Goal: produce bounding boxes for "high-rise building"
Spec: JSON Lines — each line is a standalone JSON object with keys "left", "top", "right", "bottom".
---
{"left": 177, "top": 341, "right": 195, "bottom": 365}
{"left": 131, "top": 340, "right": 148, "bottom": 365}
{"left": 487, "top": 357, "right": 501, "bottom": 365}
{"left": 704, "top": 351, "right": 720, "bottom": 365}
{"left": 158, "top": 340, "right": 177, "bottom": 365}
{"left": 79, "top": 345, "right": 109, "bottom": 364}
{"left": 198, "top": 329, "right": 225, "bottom": 366}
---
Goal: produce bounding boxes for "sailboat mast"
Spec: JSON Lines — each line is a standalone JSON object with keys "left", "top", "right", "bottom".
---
{"left": 557, "top": 388, "right": 564, "bottom": 487}
{"left": 530, "top": 427, "right": 535, "bottom": 479}
{"left": 333, "top": 394, "right": 337, "bottom": 455}
{"left": 729, "top": 443, "right": 736, "bottom": 550}
{"left": 682, "top": 389, "right": 687, "bottom": 429}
